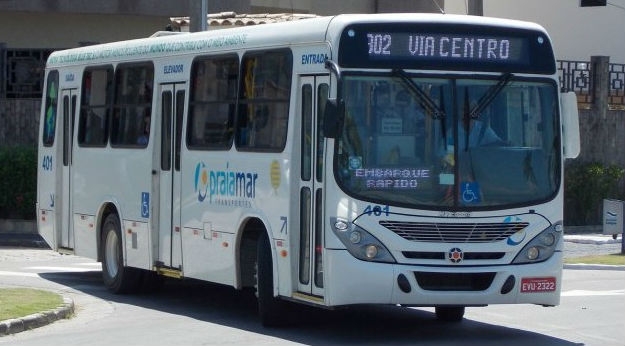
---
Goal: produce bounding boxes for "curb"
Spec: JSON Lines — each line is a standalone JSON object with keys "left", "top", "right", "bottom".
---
{"left": 0, "top": 233, "right": 49, "bottom": 249}
{"left": 563, "top": 263, "right": 625, "bottom": 271}
{"left": 564, "top": 235, "right": 622, "bottom": 245}
{"left": 0, "top": 296, "right": 74, "bottom": 336}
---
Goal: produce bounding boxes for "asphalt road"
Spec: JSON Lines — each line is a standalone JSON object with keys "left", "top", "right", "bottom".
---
{"left": 0, "top": 235, "right": 623, "bottom": 345}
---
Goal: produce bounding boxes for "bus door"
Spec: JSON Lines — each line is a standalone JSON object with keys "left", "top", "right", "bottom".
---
{"left": 296, "top": 75, "right": 329, "bottom": 297}
{"left": 156, "top": 83, "right": 186, "bottom": 270}
{"left": 59, "top": 88, "right": 77, "bottom": 249}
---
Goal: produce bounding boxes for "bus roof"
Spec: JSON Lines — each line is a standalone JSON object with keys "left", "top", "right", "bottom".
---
{"left": 46, "top": 13, "right": 549, "bottom": 68}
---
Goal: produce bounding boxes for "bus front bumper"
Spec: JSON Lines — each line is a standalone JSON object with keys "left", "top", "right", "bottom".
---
{"left": 323, "top": 249, "right": 562, "bottom": 308}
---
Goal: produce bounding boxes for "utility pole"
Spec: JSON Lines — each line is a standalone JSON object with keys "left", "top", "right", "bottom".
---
{"left": 468, "top": 0, "right": 483, "bottom": 16}
{"left": 189, "top": 0, "right": 208, "bottom": 32}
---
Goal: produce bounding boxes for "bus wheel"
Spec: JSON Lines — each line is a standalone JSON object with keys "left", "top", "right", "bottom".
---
{"left": 101, "top": 214, "right": 138, "bottom": 294}
{"left": 256, "top": 232, "right": 288, "bottom": 327}
{"left": 435, "top": 306, "right": 465, "bottom": 322}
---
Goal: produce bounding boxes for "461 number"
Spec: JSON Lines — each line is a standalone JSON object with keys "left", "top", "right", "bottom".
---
{"left": 363, "top": 204, "right": 390, "bottom": 216}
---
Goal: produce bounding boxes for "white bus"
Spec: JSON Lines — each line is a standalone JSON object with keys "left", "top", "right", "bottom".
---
{"left": 37, "top": 13, "right": 580, "bottom": 326}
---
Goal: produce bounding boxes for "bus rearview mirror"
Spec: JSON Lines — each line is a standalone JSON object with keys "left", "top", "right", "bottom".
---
{"left": 323, "top": 98, "right": 341, "bottom": 138}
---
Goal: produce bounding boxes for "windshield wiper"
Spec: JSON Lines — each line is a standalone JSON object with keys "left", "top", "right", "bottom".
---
{"left": 392, "top": 69, "right": 450, "bottom": 152}
{"left": 469, "top": 72, "right": 513, "bottom": 119}
{"left": 461, "top": 73, "right": 513, "bottom": 151}
{"left": 392, "top": 69, "right": 446, "bottom": 120}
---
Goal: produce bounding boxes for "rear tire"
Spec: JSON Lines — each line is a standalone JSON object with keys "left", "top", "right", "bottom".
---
{"left": 435, "top": 306, "right": 465, "bottom": 322}
{"left": 101, "top": 214, "right": 140, "bottom": 294}
{"left": 256, "top": 232, "right": 289, "bottom": 327}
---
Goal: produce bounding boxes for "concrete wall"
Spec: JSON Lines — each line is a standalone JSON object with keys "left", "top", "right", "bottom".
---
{"left": 0, "top": 0, "right": 190, "bottom": 16}
{"left": 0, "top": 12, "right": 175, "bottom": 48}
{"left": 0, "top": 99, "right": 39, "bottom": 147}
{"left": 250, "top": 0, "right": 443, "bottom": 15}
{"left": 445, "top": 0, "right": 625, "bottom": 63}
{"left": 577, "top": 109, "right": 625, "bottom": 168}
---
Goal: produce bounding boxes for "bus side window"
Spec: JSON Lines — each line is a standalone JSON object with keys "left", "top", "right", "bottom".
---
{"left": 42, "top": 70, "right": 59, "bottom": 147}
{"left": 111, "top": 63, "right": 154, "bottom": 147}
{"left": 188, "top": 54, "right": 238, "bottom": 150}
{"left": 236, "top": 49, "right": 292, "bottom": 151}
{"left": 78, "top": 67, "right": 112, "bottom": 146}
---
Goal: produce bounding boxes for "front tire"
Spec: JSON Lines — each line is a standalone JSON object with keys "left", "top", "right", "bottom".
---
{"left": 435, "top": 306, "right": 465, "bottom": 322}
{"left": 101, "top": 214, "right": 139, "bottom": 294}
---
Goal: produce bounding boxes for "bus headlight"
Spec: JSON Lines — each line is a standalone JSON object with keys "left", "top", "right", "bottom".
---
{"left": 365, "top": 245, "right": 378, "bottom": 259}
{"left": 512, "top": 222, "right": 563, "bottom": 264}
{"left": 330, "top": 218, "right": 396, "bottom": 263}
{"left": 526, "top": 246, "right": 540, "bottom": 260}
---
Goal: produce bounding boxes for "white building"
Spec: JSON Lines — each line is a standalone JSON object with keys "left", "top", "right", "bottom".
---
{"left": 445, "top": 0, "right": 625, "bottom": 63}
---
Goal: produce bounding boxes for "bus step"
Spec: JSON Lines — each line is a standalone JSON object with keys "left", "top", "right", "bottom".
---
{"left": 154, "top": 266, "right": 183, "bottom": 279}
{"left": 57, "top": 247, "right": 75, "bottom": 255}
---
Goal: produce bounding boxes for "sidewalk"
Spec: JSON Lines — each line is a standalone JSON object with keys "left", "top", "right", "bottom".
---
{"left": 0, "top": 232, "right": 49, "bottom": 248}
{"left": 563, "top": 233, "right": 622, "bottom": 245}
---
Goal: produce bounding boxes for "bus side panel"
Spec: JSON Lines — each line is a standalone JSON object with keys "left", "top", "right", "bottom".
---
{"left": 181, "top": 227, "right": 236, "bottom": 285}
{"left": 124, "top": 220, "right": 151, "bottom": 270}
{"left": 37, "top": 70, "right": 60, "bottom": 250}
{"left": 73, "top": 213, "right": 97, "bottom": 259}
{"left": 180, "top": 149, "right": 242, "bottom": 286}
{"left": 37, "top": 148, "right": 57, "bottom": 249}
{"left": 71, "top": 146, "right": 153, "bottom": 267}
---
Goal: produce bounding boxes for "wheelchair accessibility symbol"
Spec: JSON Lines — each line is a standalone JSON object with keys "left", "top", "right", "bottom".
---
{"left": 141, "top": 192, "right": 150, "bottom": 218}
{"left": 461, "top": 182, "right": 481, "bottom": 204}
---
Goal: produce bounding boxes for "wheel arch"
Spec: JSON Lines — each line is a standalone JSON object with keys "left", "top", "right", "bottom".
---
{"left": 235, "top": 216, "right": 271, "bottom": 290}
{"left": 96, "top": 201, "right": 121, "bottom": 262}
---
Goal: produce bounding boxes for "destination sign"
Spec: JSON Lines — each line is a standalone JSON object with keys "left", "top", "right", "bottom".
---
{"left": 365, "top": 32, "right": 526, "bottom": 63}
{"left": 338, "top": 23, "right": 555, "bottom": 74}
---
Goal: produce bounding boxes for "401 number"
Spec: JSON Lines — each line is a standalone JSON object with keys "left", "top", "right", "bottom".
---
{"left": 42, "top": 155, "right": 53, "bottom": 171}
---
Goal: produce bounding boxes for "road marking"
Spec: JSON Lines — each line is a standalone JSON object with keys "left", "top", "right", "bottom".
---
{"left": 27, "top": 266, "right": 100, "bottom": 272}
{"left": 561, "top": 289, "right": 625, "bottom": 297}
{"left": 0, "top": 270, "right": 39, "bottom": 277}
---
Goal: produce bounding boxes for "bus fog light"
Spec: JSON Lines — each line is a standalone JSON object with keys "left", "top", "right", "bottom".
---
{"left": 365, "top": 245, "right": 378, "bottom": 259}
{"left": 540, "top": 233, "right": 555, "bottom": 246}
{"left": 349, "top": 231, "right": 362, "bottom": 244}
{"left": 527, "top": 246, "right": 539, "bottom": 260}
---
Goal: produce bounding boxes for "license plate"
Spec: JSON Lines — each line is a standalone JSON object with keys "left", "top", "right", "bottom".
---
{"left": 520, "top": 277, "right": 557, "bottom": 293}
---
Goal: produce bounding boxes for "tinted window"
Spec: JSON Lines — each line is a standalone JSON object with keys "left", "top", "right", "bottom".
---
{"left": 78, "top": 67, "right": 112, "bottom": 146}
{"left": 110, "top": 63, "right": 154, "bottom": 147}
{"left": 236, "top": 49, "right": 292, "bottom": 151}
{"left": 187, "top": 55, "right": 238, "bottom": 149}
{"left": 42, "top": 71, "right": 59, "bottom": 147}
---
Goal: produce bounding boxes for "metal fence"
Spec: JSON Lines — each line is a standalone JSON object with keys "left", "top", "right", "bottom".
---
{"left": 2, "top": 48, "right": 54, "bottom": 99}
{"left": 558, "top": 59, "right": 625, "bottom": 110}
{"left": 557, "top": 60, "right": 593, "bottom": 105}
{"left": 608, "top": 62, "right": 625, "bottom": 108}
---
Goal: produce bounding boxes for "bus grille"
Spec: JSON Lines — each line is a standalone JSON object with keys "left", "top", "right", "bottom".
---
{"left": 380, "top": 221, "right": 529, "bottom": 243}
{"left": 415, "top": 272, "right": 496, "bottom": 291}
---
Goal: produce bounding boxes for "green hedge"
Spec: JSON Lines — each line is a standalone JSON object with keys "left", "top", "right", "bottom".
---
{"left": 0, "top": 146, "right": 37, "bottom": 220}
{"left": 564, "top": 162, "right": 624, "bottom": 226}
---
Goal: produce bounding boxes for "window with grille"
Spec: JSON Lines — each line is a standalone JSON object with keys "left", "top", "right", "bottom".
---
{"left": 4, "top": 49, "right": 54, "bottom": 98}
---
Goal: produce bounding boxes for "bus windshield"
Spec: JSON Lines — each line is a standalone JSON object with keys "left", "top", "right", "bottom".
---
{"left": 335, "top": 73, "right": 560, "bottom": 209}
